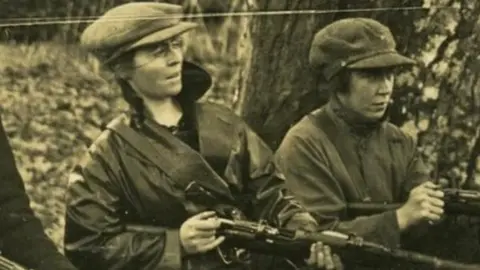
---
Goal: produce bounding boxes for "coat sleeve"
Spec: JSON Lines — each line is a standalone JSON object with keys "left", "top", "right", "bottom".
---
{"left": 0, "top": 115, "right": 77, "bottom": 270}
{"left": 237, "top": 123, "right": 318, "bottom": 231}
{"left": 275, "top": 132, "right": 402, "bottom": 248}
{"left": 401, "top": 135, "right": 431, "bottom": 199}
{"left": 64, "top": 135, "right": 183, "bottom": 270}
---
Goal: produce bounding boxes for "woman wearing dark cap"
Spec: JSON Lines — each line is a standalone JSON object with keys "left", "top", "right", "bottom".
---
{"left": 63, "top": 2, "right": 342, "bottom": 270}
{"left": 0, "top": 115, "right": 77, "bottom": 270}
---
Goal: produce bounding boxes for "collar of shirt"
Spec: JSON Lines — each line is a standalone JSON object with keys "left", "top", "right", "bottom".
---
{"left": 129, "top": 99, "right": 196, "bottom": 135}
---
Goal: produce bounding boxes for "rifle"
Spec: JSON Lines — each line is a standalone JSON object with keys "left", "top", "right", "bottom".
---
{"left": 215, "top": 217, "right": 480, "bottom": 269}
{"left": 183, "top": 181, "right": 480, "bottom": 269}
{"left": 0, "top": 255, "right": 29, "bottom": 270}
{"left": 347, "top": 188, "right": 480, "bottom": 218}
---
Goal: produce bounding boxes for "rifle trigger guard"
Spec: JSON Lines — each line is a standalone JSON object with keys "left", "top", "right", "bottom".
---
{"left": 216, "top": 246, "right": 250, "bottom": 265}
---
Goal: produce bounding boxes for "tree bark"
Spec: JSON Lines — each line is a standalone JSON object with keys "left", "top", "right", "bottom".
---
{"left": 239, "top": 0, "right": 337, "bottom": 149}
{"left": 183, "top": 0, "right": 254, "bottom": 110}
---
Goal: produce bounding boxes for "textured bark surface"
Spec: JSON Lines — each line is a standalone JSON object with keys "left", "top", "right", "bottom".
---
{"left": 183, "top": 0, "right": 254, "bottom": 109}
{"left": 240, "top": 0, "right": 337, "bottom": 149}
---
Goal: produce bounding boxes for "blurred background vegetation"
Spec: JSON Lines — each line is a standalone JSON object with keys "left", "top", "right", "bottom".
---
{"left": 0, "top": 0, "right": 479, "bottom": 265}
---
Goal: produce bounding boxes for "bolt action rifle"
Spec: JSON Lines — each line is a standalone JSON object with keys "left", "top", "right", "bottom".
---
{"left": 183, "top": 181, "right": 480, "bottom": 269}
{"left": 215, "top": 216, "right": 480, "bottom": 269}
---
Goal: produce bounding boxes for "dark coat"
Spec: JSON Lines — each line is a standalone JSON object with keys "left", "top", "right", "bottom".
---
{"left": 0, "top": 115, "right": 77, "bottom": 270}
{"left": 275, "top": 101, "right": 430, "bottom": 269}
{"left": 64, "top": 102, "right": 316, "bottom": 270}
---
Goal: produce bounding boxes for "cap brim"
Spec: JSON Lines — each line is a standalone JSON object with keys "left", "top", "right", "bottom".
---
{"left": 106, "top": 21, "right": 198, "bottom": 63}
{"left": 126, "top": 21, "right": 197, "bottom": 51}
{"left": 348, "top": 52, "right": 417, "bottom": 69}
{"left": 178, "top": 61, "right": 213, "bottom": 101}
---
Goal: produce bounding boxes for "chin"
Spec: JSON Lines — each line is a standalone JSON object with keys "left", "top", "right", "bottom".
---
{"left": 168, "top": 80, "right": 182, "bottom": 92}
{"left": 366, "top": 112, "right": 386, "bottom": 121}
{"left": 170, "top": 86, "right": 182, "bottom": 96}
{"left": 156, "top": 82, "right": 182, "bottom": 97}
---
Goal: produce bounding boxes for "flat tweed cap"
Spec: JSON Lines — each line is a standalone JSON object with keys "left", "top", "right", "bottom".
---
{"left": 80, "top": 2, "right": 198, "bottom": 64}
{"left": 80, "top": 2, "right": 212, "bottom": 101}
{"left": 309, "top": 17, "right": 417, "bottom": 80}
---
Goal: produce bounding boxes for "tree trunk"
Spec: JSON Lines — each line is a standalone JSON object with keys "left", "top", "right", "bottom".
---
{"left": 183, "top": 0, "right": 254, "bottom": 110}
{"left": 239, "top": 0, "right": 338, "bottom": 149}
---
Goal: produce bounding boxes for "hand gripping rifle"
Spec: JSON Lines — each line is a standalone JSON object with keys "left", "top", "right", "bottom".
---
{"left": 347, "top": 188, "right": 480, "bottom": 218}
{"left": 215, "top": 217, "right": 480, "bottom": 270}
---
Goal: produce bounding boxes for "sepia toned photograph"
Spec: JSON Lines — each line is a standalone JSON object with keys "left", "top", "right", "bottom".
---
{"left": 0, "top": 0, "right": 479, "bottom": 269}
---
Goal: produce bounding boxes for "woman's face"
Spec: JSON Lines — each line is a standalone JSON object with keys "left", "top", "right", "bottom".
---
{"left": 126, "top": 34, "right": 186, "bottom": 101}
{"left": 338, "top": 68, "right": 395, "bottom": 121}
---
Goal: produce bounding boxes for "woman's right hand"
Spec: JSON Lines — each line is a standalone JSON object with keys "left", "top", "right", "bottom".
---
{"left": 179, "top": 211, "right": 225, "bottom": 255}
{"left": 396, "top": 181, "right": 444, "bottom": 230}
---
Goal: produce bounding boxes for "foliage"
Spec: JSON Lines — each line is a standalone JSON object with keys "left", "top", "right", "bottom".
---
{"left": 0, "top": 43, "right": 127, "bottom": 249}
{"left": 409, "top": 0, "right": 480, "bottom": 188}
{"left": 0, "top": 0, "right": 132, "bottom": 42}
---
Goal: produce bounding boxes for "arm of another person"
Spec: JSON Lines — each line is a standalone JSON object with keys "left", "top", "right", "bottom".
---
{"left": 0, "top": 115, "right": 77, "bottom": 270}
{"left": 275, "top": 133, "right": 402, "bottom": 249}
{"left": 64, "top": 138, "right": 182, "bottom": 270}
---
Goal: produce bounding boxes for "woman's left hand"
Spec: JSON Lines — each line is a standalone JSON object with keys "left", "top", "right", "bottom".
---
{"left": 305, "top": 242, "right": 343, "bottom": 270}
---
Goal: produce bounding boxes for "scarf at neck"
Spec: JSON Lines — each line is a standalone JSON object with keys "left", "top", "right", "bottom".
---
{"left": 329, "top": 95, "right": 387, "bottom": 137}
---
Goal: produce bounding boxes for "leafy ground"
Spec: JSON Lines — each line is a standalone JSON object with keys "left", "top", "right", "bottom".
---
{"left": 0, "top": 42, "right": 127, "bottom": 249}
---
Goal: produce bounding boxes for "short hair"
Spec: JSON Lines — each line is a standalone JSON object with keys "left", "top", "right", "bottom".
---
{"left": 105, "top": 51, "right": 135, "bottom": 77}
{"left": 316, "top": 69, "right": 351, "bottom": 97}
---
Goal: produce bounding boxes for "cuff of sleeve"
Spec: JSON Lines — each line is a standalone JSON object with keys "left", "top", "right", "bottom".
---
{"left": 284, "top": 212, "right": 319, "bottom": 232}
{"left": 158, "top": 230, "right": 182, "bottom": 270}
{"left": 380, "top": 210, "right": 401, "bottom": 248}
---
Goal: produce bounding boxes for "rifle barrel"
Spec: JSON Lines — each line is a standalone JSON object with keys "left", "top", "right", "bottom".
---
{"left": 303, "top": 231, "right": 480, "bottom": 270}
{"left": 346, "top": 201, "right": 480, "bottom": 218}
{"left": 346, "top": 202, "right": 400, "bottom": 217}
